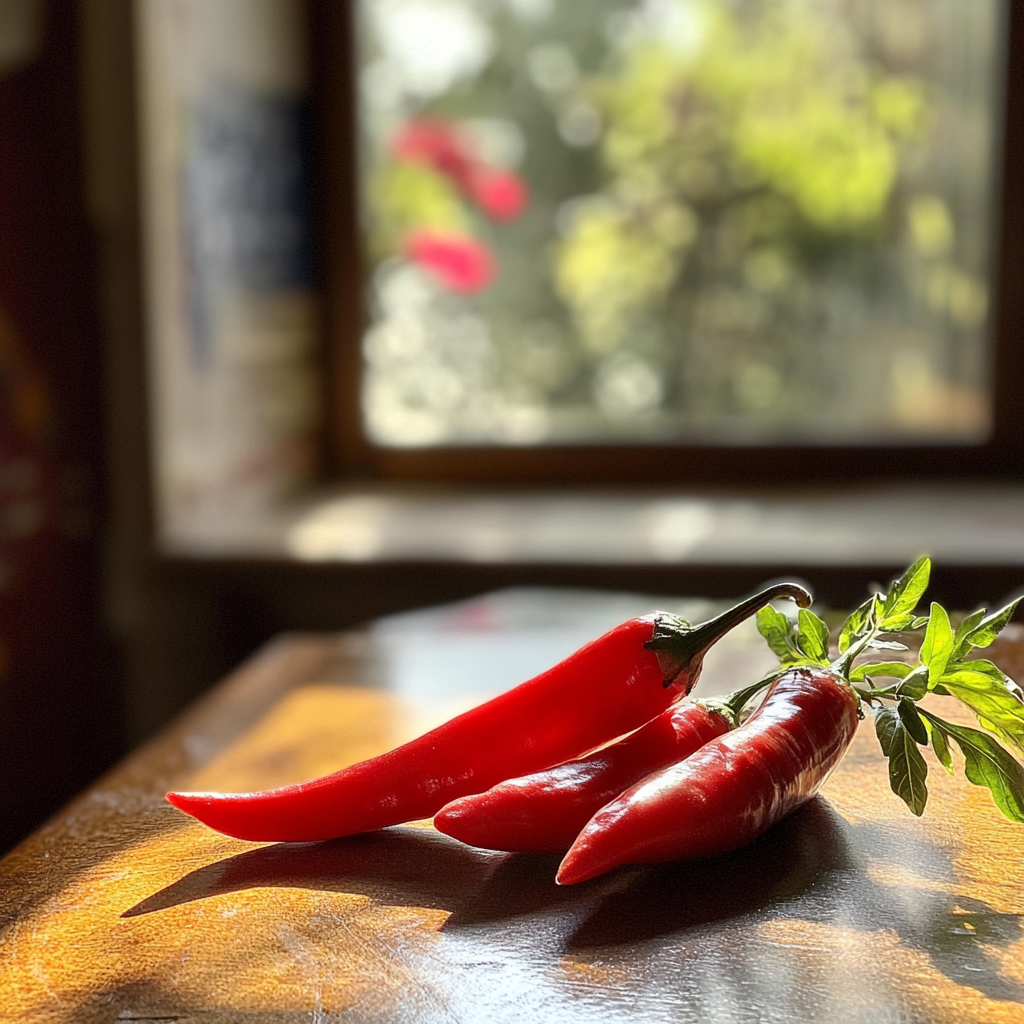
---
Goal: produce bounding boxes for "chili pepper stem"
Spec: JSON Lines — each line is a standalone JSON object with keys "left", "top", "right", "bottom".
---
{"left": 832, "top": 595, "right": 908, "bottom": 714}
{"left": 645, "top": 583, "right": 812, "bottom": 688}
{"left": 832, "top": 596, "right": 883, "bottom": 679}
{"left": 696, "top": 669, "right": 788, "bottom": 727}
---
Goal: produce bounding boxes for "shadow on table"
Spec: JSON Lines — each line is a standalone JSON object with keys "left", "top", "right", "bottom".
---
{"left": 569, "top": 802, "right": 1024, "bottom": 1004}
{"left": 123, "top": 799, "right": 848, "bottom": 931}
{"left": 123, "top": 825, "right": 608, "bottom": 926}
{"left": 124, "top": 800, "right": 1024, "bottom": 1004}
{"left": 567, "top": 797, "right": 853, "bottom": 948}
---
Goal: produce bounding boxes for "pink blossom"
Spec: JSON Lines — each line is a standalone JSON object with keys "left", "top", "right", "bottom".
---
{"left": 391, "top": 120, "right": 477, "bottom": 193}
{"left": 404, "top": 230, "right": 495, "bottom": 294}
{"left": 392, "top": 119, "right": 529, "bottom": 222}
{"left": 470, "top": 169, "right": 529, "bottom": 222}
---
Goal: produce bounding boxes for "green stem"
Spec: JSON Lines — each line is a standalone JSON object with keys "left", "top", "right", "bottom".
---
{"left": 646, "top": 582, "right": 812, "bottom": 686}
{"left": 854, "top": 686, "right": 901, "bottom": 705}
{"left": 833, "top": 596, "right": 883, "bottom": 680}
{"left": 695, "top": 668, "right": 788, "bottom": 727}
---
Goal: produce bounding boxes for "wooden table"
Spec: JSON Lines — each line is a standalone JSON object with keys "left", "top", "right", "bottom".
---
{"left": 3, "top": 593, "right": 1024, "bottom": 1024}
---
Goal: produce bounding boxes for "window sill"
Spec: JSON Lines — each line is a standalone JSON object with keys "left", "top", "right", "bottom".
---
{"left": 159, "top": 479, "right": 1024, "bottom": 571}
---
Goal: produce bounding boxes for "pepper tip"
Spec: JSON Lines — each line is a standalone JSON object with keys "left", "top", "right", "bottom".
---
{"left": 554, "top": 856, "right": 591, "bottom": 886}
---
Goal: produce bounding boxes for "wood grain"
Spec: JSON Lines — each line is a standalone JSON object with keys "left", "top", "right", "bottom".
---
{"left": 2, "top": 626, "right": 1024, "bottom": 1023}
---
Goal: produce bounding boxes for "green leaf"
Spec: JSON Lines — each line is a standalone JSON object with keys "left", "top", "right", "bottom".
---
{"left": 850, "top": 661, "right": 912, "bottom": 682}
{"left": 948, "top": 657, "right": 1022, "bottom": 691}
{"left": 936, "top": 660, "right": 1024, "bottom": 755}
{"left": 910, "top": 615, "right": 930, "bottom": 630}
{"left": 867, "top": 639, "right": 909, "bottom": 652}
{"left": 898, "top": 697, "right": 928, "bottom": 745}
{"left": 880, "top": 557, "right": 931, "bottom": 628}
{"left": 796, "top": 608, "right": 830, "bottom": 665}
{"left": 953, "top": 598, "right": 1022, "bottom": 657}
{"left": 918, "top": 710, "right": 1024, "bottom": 823}
{"left": 838, "top": 597, "right": 874, "bottom": 654}
{"left": 756, "top": 605, "right": 800, "bottom": 663}
{"left": 951, "top": 608, "right": 987, "bottom": 660}
{"left": 877, "top": 613, "right": 917, "bottom": 632}
{"left": 926, "top": 717, "right": 954, "bottom": 774}
{"left": 895, "top": 665, "right": 930, "bottom": 700}
{"left": 873, "top": 706, "right": 898, "bottom": 756}
{"left": 874, "top": 706, "right": 929, "bottom": 815}
{"left": 920, "top": 602, "right": 954, "bottom": 686}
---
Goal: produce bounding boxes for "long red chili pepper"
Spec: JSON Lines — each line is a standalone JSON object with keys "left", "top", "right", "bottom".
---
{"left": 433, "top": 701, "right": 733, "bottom": 854}
{"left": 432, "top": 672, "right": 781, "bottom": 853}
{"left": 555, "top": 665, "right": 860, "bottom": 885}
{"left": 166, "top": 584, "right": 808, "bottom": 842}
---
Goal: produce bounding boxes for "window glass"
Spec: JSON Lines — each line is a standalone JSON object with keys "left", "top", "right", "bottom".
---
{"left": 358, "top": 0, "right": 1004, "bottom": 447}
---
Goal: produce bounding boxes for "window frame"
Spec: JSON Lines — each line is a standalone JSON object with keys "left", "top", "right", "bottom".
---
{"left": 311, "top": 0, "right": 1024, "bottom": 487}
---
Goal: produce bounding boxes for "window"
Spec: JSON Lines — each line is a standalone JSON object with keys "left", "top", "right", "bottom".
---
{"left": 320, "top": 0, "right": 1024, "bottom": 483}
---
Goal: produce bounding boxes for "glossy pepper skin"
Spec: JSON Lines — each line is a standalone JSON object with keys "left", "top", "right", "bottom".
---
{"left": 167, "top": 584, "right": 808, "bottom": 843}
{"left": 556, "top": 666, "right": 860, "bottom": 885}
{"left": 433, "top": 702, "right": 731, "bottom": 853}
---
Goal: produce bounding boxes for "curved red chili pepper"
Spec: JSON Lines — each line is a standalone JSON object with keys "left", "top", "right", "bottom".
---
{"left": 555, "top": 665, "right": 860, "bottom": 885}
{"left": 166, "top": 584, "right": 809, "bottom": 843}
{"left": 433, "top": 701, "right": 732, "bottom": 853}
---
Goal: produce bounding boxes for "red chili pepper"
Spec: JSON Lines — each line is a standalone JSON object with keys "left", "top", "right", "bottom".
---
{"left": 433, "top": 701, "right": 732, "bottom": 853}
{"left": 166, "top": 584, "right": 808, "bottom": 843}
{"left": 555, "top": 665, "right": 860, "bottom": 885}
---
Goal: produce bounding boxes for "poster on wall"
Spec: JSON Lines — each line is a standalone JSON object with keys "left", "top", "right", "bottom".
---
{"left": 136, "top": 0, "right": 320, "bottom": 549}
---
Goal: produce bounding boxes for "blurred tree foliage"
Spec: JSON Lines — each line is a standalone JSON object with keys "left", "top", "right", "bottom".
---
{"left": 361, "top": 0, "right": 997, "bottom": 444}
{"left": 554, "top": 0, "right": 931, "bottom": 428}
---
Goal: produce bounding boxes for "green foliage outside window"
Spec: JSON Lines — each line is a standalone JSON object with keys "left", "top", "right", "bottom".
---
{"left": 360, "top": 0, "right": 1000, "bottom": 446}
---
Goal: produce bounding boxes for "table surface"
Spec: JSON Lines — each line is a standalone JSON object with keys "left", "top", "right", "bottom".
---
{"left": 3, "top": 591, "right": 1024, "bottom": 1024}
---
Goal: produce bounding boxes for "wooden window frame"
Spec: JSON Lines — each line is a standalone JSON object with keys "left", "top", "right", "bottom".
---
{"left": 310, "top": 1, "right": 1024, "bottom": 487}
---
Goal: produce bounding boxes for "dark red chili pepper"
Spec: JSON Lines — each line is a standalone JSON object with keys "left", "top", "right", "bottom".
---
{"left": 433, "top": 701, "right": 732, "bottom": 853}
{"left": 166, "top": 584, "right": 808, "bottom": 843}
{"left": 555, "top": 665, "right": 860, "bottom": 885}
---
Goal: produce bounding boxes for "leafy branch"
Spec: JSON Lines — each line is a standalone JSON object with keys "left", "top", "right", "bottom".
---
{"left": 756, "top": 555, "right": 1024, "bottom": 822}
